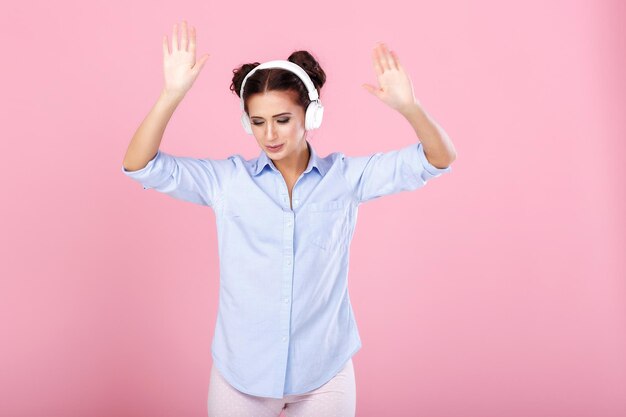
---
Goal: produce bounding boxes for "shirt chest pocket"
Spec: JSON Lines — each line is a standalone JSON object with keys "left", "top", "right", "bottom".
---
{"left": 305, "top": 200, "right": 349, "bottom": 251}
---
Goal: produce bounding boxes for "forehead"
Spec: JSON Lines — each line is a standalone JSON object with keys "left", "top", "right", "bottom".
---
{"left": 247, "top": 91, "right": 298, "bottom": 117}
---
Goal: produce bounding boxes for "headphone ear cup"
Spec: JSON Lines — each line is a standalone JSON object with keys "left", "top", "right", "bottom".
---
{"left": 305, "top": 101, "right": 324, "bottom": 130}
{"left": 241, "top": 112, "right": 253, "bottom": 135}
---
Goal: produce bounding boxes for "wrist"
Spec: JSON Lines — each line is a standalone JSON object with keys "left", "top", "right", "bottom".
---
{"left": 160, "top": 88, "right": 186, "bottom": 104}
{"left": 398, "top": 101, "right": 422, "bottom": 118}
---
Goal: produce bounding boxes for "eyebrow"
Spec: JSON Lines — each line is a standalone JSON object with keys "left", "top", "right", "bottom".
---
{"left": 250, "top": 112, "right": 292, "bottom": 119}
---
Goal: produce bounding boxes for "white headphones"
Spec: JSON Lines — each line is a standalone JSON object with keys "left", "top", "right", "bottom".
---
{"left": 239, "top": 60, "right": 325, "bottom": 135}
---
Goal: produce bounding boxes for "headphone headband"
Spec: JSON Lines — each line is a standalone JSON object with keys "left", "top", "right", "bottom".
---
{"left": 239, "top": 60, "right": 320, "bottom": 111}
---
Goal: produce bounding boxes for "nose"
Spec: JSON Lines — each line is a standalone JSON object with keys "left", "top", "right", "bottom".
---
{"left": 264, "top": 122, "right": 278, "bottom": 140}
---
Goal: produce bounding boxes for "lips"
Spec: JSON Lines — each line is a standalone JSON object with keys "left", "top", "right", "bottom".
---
{"left": 267, "top": 144, "right": 284, "bottom": 152}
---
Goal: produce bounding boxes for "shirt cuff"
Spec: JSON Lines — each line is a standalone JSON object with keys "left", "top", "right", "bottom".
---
{"left": 121, "top": 149, "right": 169, "bottom": 190}
{"left": 416, "top": 142, "right": 453, "bottom": 177}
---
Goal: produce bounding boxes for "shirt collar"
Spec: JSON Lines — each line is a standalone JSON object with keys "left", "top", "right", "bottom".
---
{"left": 253, "top": 140, "right": 328, "bottom": 177}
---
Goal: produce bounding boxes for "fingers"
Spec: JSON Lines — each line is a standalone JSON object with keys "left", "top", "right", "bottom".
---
{"left": 189, "top": 25, "right": 196, "bottom": 56}
{"left": 362, "top": 83, "right": 380, "bottom": 98}
{"left": 376, "top": 42, "right": 392, "bottom": 71}
{"left": 375, "top": 43, "right": 390, "bottom": 72}
{"left": 373, "top": 42, "right": 399, "bottom": 72}
{"left": 166, "top": 21, "right": 198, "bottom": 57}
{"left": 371, "top": 45, "right": 383, "bottom": 76}
{"left": 193, "top": 53, "right": 210, "bottom": 74}
{"left": 163, "top": 34, "right": 170, "bottom": 56}
{"left": 180, "top": 20, "right": 189, "bottom": 51}
{"left": 388, "top": 49, "right": 400, "bottom": 71}
{"left": 172, "top": 23, "right": 179, "bottom": 52}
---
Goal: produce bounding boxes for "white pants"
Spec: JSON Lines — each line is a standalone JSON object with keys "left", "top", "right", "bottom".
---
{"left": 207, "top": 358, "right": 356, "bottom": 417}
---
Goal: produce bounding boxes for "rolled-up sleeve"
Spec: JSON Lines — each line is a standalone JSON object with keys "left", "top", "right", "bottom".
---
{"left": 121, "top": 149, "right": 236, "bottom": 207}
{"left": 340, "top": 142, "right": 452, "bottom": 204}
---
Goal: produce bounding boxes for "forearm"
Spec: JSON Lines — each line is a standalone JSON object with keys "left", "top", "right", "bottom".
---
{"left": 399, "top": 102, "right": 457, "bottom": 168}
{"left": 122, "top": 89, "right": 184, "bottom": 171}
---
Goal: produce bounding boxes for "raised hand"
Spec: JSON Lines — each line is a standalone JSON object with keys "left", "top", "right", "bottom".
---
{"left": 362, "top": 42, "right": 419, "bottom": 113}
{"left": 162, "top": 20, "right": 210, "bottom": 99}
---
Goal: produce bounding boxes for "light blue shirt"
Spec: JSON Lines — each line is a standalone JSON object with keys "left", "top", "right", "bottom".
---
{"left": 121, "top": 140, "right": 452, "bottom": 398}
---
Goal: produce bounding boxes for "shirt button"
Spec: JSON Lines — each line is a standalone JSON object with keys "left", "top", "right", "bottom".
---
{"left": 287, "top": 221, "right": 292, "bottom": 226}
{"left": 284, "top": 297, "right": 289, "bottom": 303}
{"left": 282, "top": 336, "right": 287, "bottom": 342}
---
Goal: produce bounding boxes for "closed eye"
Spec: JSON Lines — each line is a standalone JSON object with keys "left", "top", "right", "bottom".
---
{"left": 252, "top": 119, "right": 290, "bottom": 126}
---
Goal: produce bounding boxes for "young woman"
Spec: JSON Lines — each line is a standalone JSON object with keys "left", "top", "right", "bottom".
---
{"left": 122, "top": 20, "right": 456, "bottom": 417}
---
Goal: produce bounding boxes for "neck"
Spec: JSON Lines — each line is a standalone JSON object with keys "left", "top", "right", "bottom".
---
{"left": 274, "top": 140, "right": 310, "bottom": 179}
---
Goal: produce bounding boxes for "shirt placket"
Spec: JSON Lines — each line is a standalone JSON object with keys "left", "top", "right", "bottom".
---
{"left": 278, "top": 180, "right": 297, "bottom": 394}
{"left": 270, "top": 160, "right": 309, "bottom": 395}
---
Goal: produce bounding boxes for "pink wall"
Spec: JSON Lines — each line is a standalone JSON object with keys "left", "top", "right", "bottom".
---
{"left": 1, "top": 0, "right": 624, "bottom": 416}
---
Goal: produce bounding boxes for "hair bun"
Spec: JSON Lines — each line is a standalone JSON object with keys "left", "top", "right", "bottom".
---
{"left": 287, "top": 50, "right": 326, "bottom": 91}
{"left": 230, "top": 62, "right": 260, "bottom": 98}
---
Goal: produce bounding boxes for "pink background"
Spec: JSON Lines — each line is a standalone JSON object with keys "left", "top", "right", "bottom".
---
{"left": 1, "top": 0, "right": 625, "bottom": 416}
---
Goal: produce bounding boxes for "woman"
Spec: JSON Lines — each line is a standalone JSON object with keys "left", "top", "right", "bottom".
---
{"left": 122, "top": 20, "right": 456, "bottom": 417}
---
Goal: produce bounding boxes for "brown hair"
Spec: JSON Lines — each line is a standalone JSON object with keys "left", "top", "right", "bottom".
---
{"left": 230, "top": 50, "right": 327, "bottom": 115}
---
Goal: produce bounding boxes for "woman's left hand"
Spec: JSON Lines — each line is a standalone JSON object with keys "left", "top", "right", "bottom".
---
{"left": 362, "top": 43, "right": 420, "bottom": 114}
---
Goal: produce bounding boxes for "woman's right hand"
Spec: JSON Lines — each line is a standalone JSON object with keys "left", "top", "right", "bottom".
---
{"left": 162, "top": 20, "right": 210, "bottom": 100}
